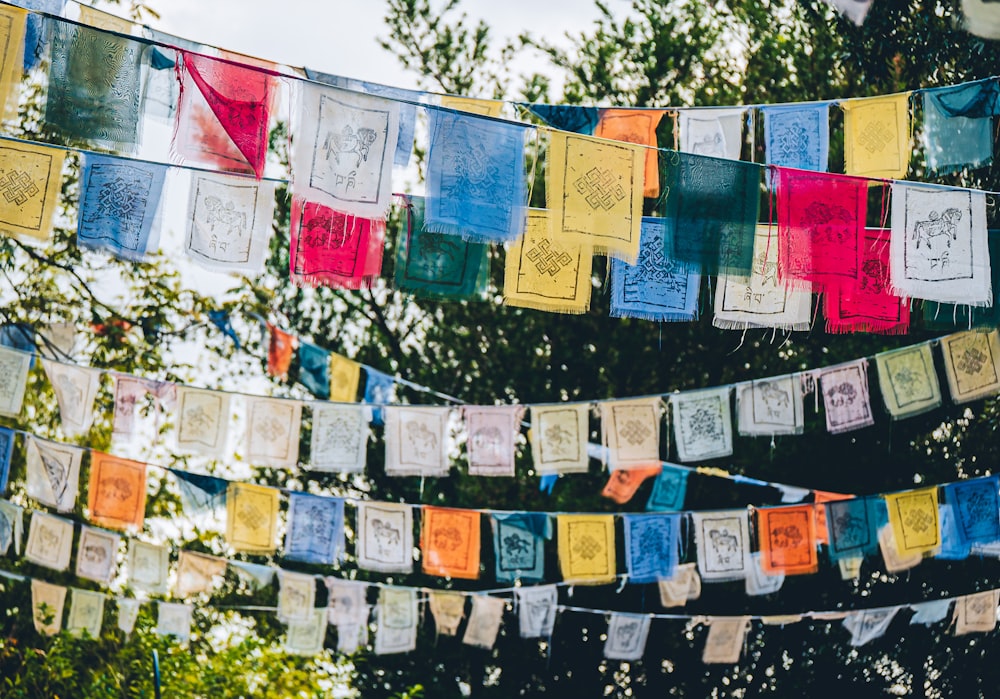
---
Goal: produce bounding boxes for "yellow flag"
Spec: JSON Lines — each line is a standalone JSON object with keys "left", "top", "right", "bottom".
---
{"left": 328, "top": 352, "right": 361, "bottom": 403}
{"left": 547, "top": 130, "right": 644, "bottom": 263}
{"left": 557, "top": 514, "right": 616, "bottom": 585}
{"left": 226, "top": 483, "right": 280, "bottom": 554}
{"left": 0, "top": 141, "right": 65, "bottom": 241}
{"left": 842, "top": 93, "right": 911, "bottom": 179}
{"left": 0, "top": 6, "right": 26, "bottom": 125}
{"left": 503, "top": 209, "right": 593, "bottom": 314}
{"left": 77, "top": 5, "right": 135, "bottom": 34}
{"left": 884, "top": 487, "right": 939, "bottom": 556}
{"left": 439, "top": 96, "right": 504, "bottom": 117}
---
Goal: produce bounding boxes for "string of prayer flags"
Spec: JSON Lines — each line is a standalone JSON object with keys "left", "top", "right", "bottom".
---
{"left": 646, "top": 463, "right": 689, "bottom": 511}
{"left": 843, "top": 607, "right": 899, "bottom": 646}
{"left": 244, "top": 397, "right": 302, "bottom": 468}
{"left": 713, "top": 225, "right": 812, "bottom": 331}
{"left": 156, "top": 602, "right": 194, "bottom": 643}
{"left": 25, "top": 511, "right": 73, "bottom": 571}
{"left": 75, "top": 525, "right": 119, "bottom": 585}
{"left": 0, "top": 141, "right": 65, "bottom": 241}
{"left": 601, "top": 464, "right": 661, "bottom": 504}
{"left": 184, "top": 172, "right": 276, "bottom": 274}
{"left": 604, "top": 613, "right": 651, "bottom": 661}
{"left": 45, "top": 21, "right": 145, "bottom": 153}
{"left": 878, "top": 524, "right": 922, "bottom": 573}
{"left": 825, "top": 228, "right": 909, "bottom": 335}
{"left": 658, "top": 563, "right": 702, "bottom": 607}
{"left": 284, "top": 610, "right": 328, "bottom": 656}
{"left": 67, "top": 588, "right": 105, "bottom": 638}
{"left": 661, "top": 152, "right": 760, "bottom": 276}
{"left": 953, "top": 590, "right": 999, "bottom": 635}
{"left": 761, "top": 103, "right": 830, "bottom": 172}
{"left": 428, "top": 591, "right": 466, "bottom": 636}
{"left": 284, "top": 493, "right": 345, "bottom": 565}
{"left": 492, "top": 512, "right": 551, "bottom": 583}
{"left": 824, "top": 497, "right": 882, "bottom": 560}
{"left": 277, "top": 570, "right": 317, "bottom": 622}
{"left": 421, "top": 506, "right": 481, "bottom": 579}
{"left": 842, "top": 94, "right": 911, "bottom": 179}
{"left": 31, "top": 579, "right": 66, "bottom": 636}
{"left": 175, "top": 386, "right": 230, "bottom": 457}
{"left": 384, "top": 406, "right": 450, "bottom": 477}
{"left": 516, "top": 585, "right": 558, "bottom": 638}
{"left": 356, "top": 501, "right": 413, "bottom": 574}
{"left": 818, "top": 360, "right": 874, "bottom": 434}
{"left": 757, "top": 504, "right": 818, "bottom": 576}
{"left": 524, "top": 103, "right": 599, "bottom": 135}
{"left": 940, "top": 329, "right": 1000, "bottom": 404}
{"left": 678, "top": 108, "right": 746, "bottom": 160}
{"left": 175, "top": 550, "right": 226, "bottom": 597}
{"left": 923, "top": 233, "right": 1000, "bottom": 330}
{"left": 594, "top": 108, "right": 666, "bottom": 198}
{"left": 329, "top": 352, "right": 361, "bottom": 403}
{"left": 25, "top": 435, "right": 82, "bottom": 512}
{"left": 425, "top": 108, "right": 527, "bottom": 243}
{"left": 670, "top": 387, "right": 733, "bottom": 462}
{"left": 600, "top": 397, "right": 662, "bottom": 468}
{"left": 226, "top": 482, "right": 279, "bottom": 554}
{"left": 88, "top": 452, "right": 147, "bottom": 530}
{"left": 623, "top": 513, "right": 680, "bottom": 583}
{"left": 374, "top": 587, "right": 418, "bottom": 655}
{"left": 609, "top": 217, "right": 701, "bottom": 322}
{"left": 0, "top": 6, "right": 25, "bottom": 125}
{"left": 296, "top": 342, "right": 329, "bottom": 398}
{"left": 394, "top": 196, "right": 489, "bottom": 300}
{"left": 736, "top": 374, "right": 804, "bottom": 437}
{"left": 462, "top": 595, "right": 506, "bottom": 649}
{"left": 530, "top": 403, "right": 590, "bottom": 475}
{"left": 174, "top": 51, "right": 276, "bottom": 178}
{"left": 702, "top": 616, "right": 751, "bottom": 664}
{"left": 547, "top": 130, "right": 644, "bottom": 262}
{"left": 884, "top": 487, "right": 940, "bottom": 557}
{"left": 942, "top": 476, "right": 1000, "bottom": 546}
{"left": 922, "top": 80, "right": 998, "bottom": 173}
{"left": 910, "top": 599, "right": 952, "bottom": 626}
{"left": 363, "top": 367, "right": 396, "bottom": 426}
{"left": 890, "top": 184, "right": 991, "bottom": 305}
{"left": 0, "top": 499, "right": 23, "bottom": 555}
{"left": 691, "top": 510, "right": 750, "bottom": 582}
{"left": 42, "top": 361, "right": 98, "bottom": 437}
{"left": 127, "top": 540, "right": 169, "bottom": 595}
{"left": 291, "top": 82, "right": 399, "bottom": 219}
{"left": 0, "top": 427, "right": 11, "bottom": 494}
{"left": 557, "top": 514, "right": 616, "bottom": 585}
{"left": 503, "top": 208, "right": 593, "bottom": 314}
{"left": 288, "top": 198, "right": 386, "bottom": 289}
{"left": 875, "top": 343, "right": 941, "bottom": 419}
{"left": 462, "top": 405, "right": 525, "bottom": 477}
{"left": 266, "top": 324, "right": 296, "bottom": 380}
{"left": 745, "top": 552, "right": 784, "bottom": 596}
{"left": 309, "top": 404, "right": 370, "bottom": 473}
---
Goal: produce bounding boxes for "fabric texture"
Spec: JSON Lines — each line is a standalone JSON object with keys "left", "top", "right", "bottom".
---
{"left": 646, "top": 463, "right": 689, "bottom": 511}
{"left": 309, "top": 404, "right": 370, "bottom": 473}
{"left": 825, "top": 228, "right": 909, "bottom": 335}
{"left": 623, "top": 513, "right": 680, "bottom": 583}
{"left": 943, "top": 476, "right": 1000, "bottom": 545}
{"left": 604, "top": 613, "right": 651, "bottom": 661}
{"left": 428, "top": 591, "right": 466, "bottom": 636}
{"left": 658, "top": 562, "right": 702, "bottom": 607}
{"left": 226, "top": 483, "right": 279, "bottom": 554}
{"left": 374, "top": 587, "right": 418, "bottom": 654}
{"left": 671, "top": 387, "right": 733, "bottom": 462}
{"left": 75, "top": 525, "right": 120, "bottom": 584}
{"left": 736, "top": 374, "right": 804, "bottom": 437}
{"left": 421, "top": 506, "right": 481, "bottom": 579}
{"left": 492, "top": 512, "right": 551, "bottom": 583}
{"left": 530, "top": 403, "right": 590, "bottom": 474}
{"left": 175, "top": 550, "right": 226, "bottom": 597}
{"left": 25, "top": 511, "right": 73, "bottom": 571}
{"left": 462, "top": 405, "right": 524, "bottom": 477}
{"left": 170, "top": 468, "right": 227, "bottom": 515}
{"left": 296, "top": 342, "right": 330, "bottom": 397}
{"left": 601, "top": 464, "right": 662, "bottom": 504}
{"left": 843, "top": 607, "right": 899, "bottom": 646}
{"left": 156, "top": 602, "right": 193, "bottom": 642}
{"left": 599, "top": 397, "right": 663, "bottom": 468}
{"left": 67, "top": 588, "right": 105, "bottom": 638}
{"left": 284, "top": 493, "right": 345, "bottom": 564}
{"left": 818, "top": 360, "right": 874, "bottom": 434}
{"left": 284, "top": 609, "right": 327, "bottom": 655}
{"left": 885, "top": 487, "right": 940, "bottom": 556}
{"left": 516, "top": 585, "right": 558, "bottom": 638}
{"left": 762, "top": 103, "right": 830, "bottom": 171}
{"left": 462, "top": 595, "right": 506, "bottom": 649}
{"left": 128, "top": 540, "right": 169, "bottom": 595}
{"left": 953, "top": 590, "right": 999, "bottom": 634}
{"left": 523, "top": 103, "right": 599, "bottom": 135}
{"left": 595, "top": 108, "right": 666, "bottom": 197}
{"left": 691, "top": 510, "right": 750, "bottom": 582}
{"left": 31, "top": 579, "right": 66, "bottom": 636}
{"left": 909, "top": 599, "right": 952, "bottom": 625}
{"left": 356, "top": 501, "right": 413, "bottom": 573}
{"left": 922, "top": 80, "right": 998, "bottom": 173}
{"left": 244, "top": 397, "right": 302, "bottom": 468}
{"left": 557, "top": 514, "right": 616, "bottom": 584}
{"left": 745, "top": 552, "right": 784, "bottom": 596}
{"left": 842, "top": 93, "right": 911, "bottom": 178}
{"left": 328, "top": 352, "right": 361, "bottom": 402}
{"left": 289, "top": 198, "right": 386, "bottom": 289}
{"left": 940, "top": 329, "right": 1000, "bottom": 403}
{"left": 875, "top": 343, "right": 941, "bottom": 419}
{"left": 0, "top": 499, "right": 23, "bottom": 555}
{"left": 0, "top": 141, "right": 65, "bottom": 241}
{"left": 24, "top": 435, "right": 83, "bottom": 512}
{"left": 678, "top": 108, "right": 746, "bottom": 159}
{"left": 277, "top": 570, "right": 317, "bottom": 622}
{"left": 175, "top": 387, "right": 230, "bottom": 457}
{"left": 757, "top": 504, "right": 818, "bottom": 575}
{"left": 702, "top": 616, "right": 751, "bottom": 664}
{"left": 384, "top": 406, "right": 451, "bottom": 477}
{"left": 88, "top": 453, "right": 147, "bottom": 530}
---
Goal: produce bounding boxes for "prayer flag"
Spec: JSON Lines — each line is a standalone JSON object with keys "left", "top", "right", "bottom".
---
{"left": 646, "top": 463, "right": 689, "bottom": 511}
{"left": 175, "top": 386, "right": 230, "bottom": 457}
{"left": 25, "top": 435, "right": 83, "bottom": 512}
{"left": 439, "top": 95, "right": 503, "bottom": 116}
{"left": 170, "top": 469, "right": 227, "bottom": 515}
{"left": 658, "top": 562, "right": 701, "bottom": 607}
{"left": 923, "top": 232, "right": 1000, "bottom": 330}
{"left": 21, "top": 0, "right": 64, "bottom": 72}
{"left": 813, "top": 490, "right": 852, "bottom": 546}
{"left": 0, "top": 427, "right": 11, "bottom": 494}
{"left": 428, "top": 591, "right": 466, "bottom": 636}
{"left": 75, "top": 525, "right": 119, "bottom": 585}
{"left": 309, "top": 403, "right": 370, "bottom": 473}
{"left": 285, "top": 493, "right": 345, "bottom": 564}
{"left": 462, "top": 595, "right": 506, "bottom": 649}
{"left": 604, "top": 613, "right": 651, "bottom": 661}
{"left": 175, "top": 550, "right": 225, "bottom": 597}
{"left": 0, "top": 498, "right": 22, "bottom": 555}
{"left": 600, "top": 397, "right": 662, "bottom": 468}
{"left": 875, "top": 343, "right": 941, "bottom": 419}
{"left": 940, "top": 329, "right": 1000, "bottom": 403}
{"left": 818, "top": 360, "right": 874, "bottom": 434}
{"left": 594, "top": 108, "right": 666, "bottom": 197}
{"left": 88, "top": 452, "right": 147, "bottom": 530}
{"left": 128, "top": 540, "right": 169, "bottom": 595}
{"left": 557, "top": 514, "right": 616, "bottom": 584}
{"left": 843, "top": 607, "right": 899, "bottom": 646}
{"left": 678, "top": 108, "right": 745, "bottom": 159}
{"left": 363, "top": 368, "right": 396, "bottom": 426}
{"left": 117, "top": 597, "right": 140, "bottom": 636}
{"left": 885, "top": 487, "right": 940, "bottom": 556}
{"left": 942, "top": 476, "right": 1000, "bottom": 546}
{"left": 356, "top": 501, "right": 413, "bottom": 573}
{"left": 0, "top": 346, "right": 29, "bottom": 418}
{"left": 277, "top": 570, "right": 316, "bottom": 622}
{"left": 530, "top": 403, "right": 590, "bottom": 474}
{"left": 266, "top": 324, "right": 295, "bottom": 380}
{"left": 462, "top": 405, "right": 524, "bottom": 477}
{"left": 702, "top": 617, "right": 751, "bottom": 664}
{"left": 937, "top": 504, "right": 971, "bottom": 560}
{"left": 25, "top": 511, "right": 73, "bottom": 571}
{"left": 156, "top": 602, "right": 193, "bottom": 642}
{"left": 31, "top": 579, "right": 66, "bottom": 636}
{"left": 492, "top": 512, "right": 551, "bottom": 583}
{"left": 745, "top": 552, "right": 784, "bottom": 596}
{"left": 524, "top": 103, "right": 598, "bottom": 134}
{"left": 670, "top": 387, "right": 733, "bottom": 462}
{"left": 296, "top": 342, "right": 330, "bottom": 398}
{"left": 375, "top": 587, "right": 418, "bottom": 654}
{"left": 0, "top": 141, "right": 64, "bottom": 241}
{"left": 692, "top": 510, "right": 750, "bottom": 581}
{"left": 762, "top": 103, "right": 830, "bottom": 171}
{"left": 736, "top": 374, "right": 804, "bottom": 437}
{"left": 516, "top": 585, "right": 558, "bottom": 638}
{"left": 842, "top": 94, "right": 911, "bottom": 179}
{"left": 823, "top": 0, "right": 873, "bottom": 24}
{"left": 77, "top": 5, "right": 133, "bottom": 32}
{"left": 963, "top": 0, "right": 1000, "bottom": 39}
{"left": 825, "top": 496, "right": 880, "bottom": 560}
{"left": 825, "top": 228, "right": 909, "bottom": 335}
{"left": 244, "top": 397, "right": 302, "bottom": 468}
{"left": 329, "top": 352, "right": 361, "bottom": 403}
{"left": 384, "top": 406, "right": 451, "bottom": 477}
{"left": 326, "top": 578, "right": 369, "bottom": 627}
{"left": 421, "top": 506, "right": 481, "bottom": 579}
{"left": 0, "top": 7, "right": 25, "bottom": 125}
{"left": 42, "top": 360, "right": 100, "bottom": 437}
{"left": 922, "top": 80, "right": 998, "bottom": 173}
{"left": 226, "top": 483, "right": 279, "bottom": 554}
{"left": 909, "top": 599, "right": 952, "bottom": 626}
{"left": 285, "top": 609, "right": 327, "bottom": 655}
{"left": 67, "top": 588, "right": 105, "bottom": 638}
{"left": 878, "top": 524, "right": 922, "bottom": 573}
{"left": 953, "top": 590, "right": 999, "bottom": 635}
{"left": 757, "top": 504, "right": 818, "bottom": 576}
{"left": 230, "top": 561, "right": 275, "bottom": 590}
{"left": 289, "top": 198, "right": 386, "bottom": 289}
{"left": 601, "top": 464, "right": 662, "bottom": 504}
{"left": 623, "top": 513, "right": 680, "bottom": 583}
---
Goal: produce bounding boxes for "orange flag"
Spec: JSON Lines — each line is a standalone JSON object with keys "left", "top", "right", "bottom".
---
{"left": 421, "top": 506, "right": 481, "bottom": 580}
{"left": 87, "top": 452, "right": 147, "bottom": 530}
{"left": 757, "top": 504, "right": 817, "bottom": 576}
{"left": 594, "top": 108, "right": 666, "bottom": 198}
{"left": 267, "top": 324, "right": 296, "bottom": 380}
{"left": 600, "top": 464, "right": 663, "bottom": 504}
{"left": 812, "top": 490, "right": 853, "bottom": 545}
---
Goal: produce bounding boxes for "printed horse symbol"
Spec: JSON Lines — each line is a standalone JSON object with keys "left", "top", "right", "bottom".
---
{"left": 502, "top": 534, "right": 532, "bottom": 558}
{"left": 912, "top": 208, "right": 962, "bottom": 250}
{"left": 202, "top": 196, "right": 246, "bottom": 238}
{"left": 323, "top": 125, "right": 378, "bottom": 169}
{"left": 758, "top": 382, "right": 790, "bottom": 414}
{"left": 803, "top": 202, "right": 853, "bottom": 243}
{"left": 371, "top": 518, "right": 401, "bottom": 554}
{"left": 708, "top": 528, "right": 739, "bottom": 562}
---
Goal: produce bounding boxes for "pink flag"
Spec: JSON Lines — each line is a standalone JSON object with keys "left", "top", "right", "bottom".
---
{"left": 289, "top": 198, "right": 386, "bottom": 288}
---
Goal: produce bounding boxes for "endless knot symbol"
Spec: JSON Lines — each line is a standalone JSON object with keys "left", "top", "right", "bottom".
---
{"left": 573, "top": 167, "right": 625, "bottom": 210}
{"left": 904, "top": 507, "right": 934, "bottom": 533}
{"left": 526, "top": 239, "right": 572, "bottom": 276}
{"left": 0, "top": 170, "right": 39, "bottom": 206}
{"left": 98, "top": 177, "right": 141, "bottom": 220}
{"left": 238, "top": 503, "right": 266, "bottom": 531}
{"left": 858, "top": 121, "right": 893, "bottom": 154}
{"left": 957, "top": 347, "right": 988, "bottom": 375}
{"left": 573, "top": 534, "right": 601, "bottom": 560}
{"left": 619, "top": 419, "right": 652, "bottom": 445}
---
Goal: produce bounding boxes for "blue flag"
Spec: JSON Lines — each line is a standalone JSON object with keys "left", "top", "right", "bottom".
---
{"left": 492, "top": 513, "right": 551, "bottom": 583}
{"left": 923, "top": 80, "right": 999, "bottom": 174}
{"left": 170, "top": 469, "right": 228, "bottom": 514}
{"left": 523, "top": 104, "right": 599, "bottom": 135}
{"left": 284, "top": 493, "right": 345, "bottom": 565}
{"left": 296, "top": 342, "right": 330, "bottom": 399}
{"left": 0, "top": 427, "right": 14, "bottom": 494}
{"left": 0, "top": 324, "right": 35, "bottom": 369}
{"left": 363, "top": 368, "right": 396, "bottom": 426}
{"left": 208, "top": 311, "right": 240, "bottom": 349}
{"left": 623, "top": 513, "right": 680, "bottom": 583}
{"left": 943, "top": 475, "right": 1000, "bottom": 546}
{"left": 826, "top": 497, "right": 883, "bottom": 561}
{"left": 646, "top": 463, "right": 689, "bottom": 512}
{"left": 762, "top": 103, "right": 830, "bottom": 172}
{"left": 935, "top": 505, "right": 971, "bottom": 560}
{"left": 21, "top": 0, "right": 66, "bottom": 71}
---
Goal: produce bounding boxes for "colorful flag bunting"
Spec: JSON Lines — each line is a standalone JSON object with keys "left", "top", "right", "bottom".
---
{"left": 184, "top": 173, "right": 276, "bottom": 273}
{"left": 875, "top": 343, "right": 941, "bottom": 419}
{"left": 530, "top": 403, "right": 590, "bottom": 475}
{"left": 842, "top": 94, "right": 911, "bottom": 179}
{"left": 762, "top": 103, "right": 830, "bottom": 171}
{"left": 824, "top": 228, "right": 909, "bottom": 335}
{"left": 289, "top": 198, "right": 386, "bottom": 289}
{"left": 421, "top": 506, "right": 481, "bottom": 579}
{"left": 671, "top": 387, "right": 733, "bottom": 462}
{"left": 356, "top": 501, "right": 413, "bottom": 574}
{"left": 557, "top": 514, "right": 616, "bottom": 585}
{"left": 88, "top": 452, "right": 147, "bottom": 530}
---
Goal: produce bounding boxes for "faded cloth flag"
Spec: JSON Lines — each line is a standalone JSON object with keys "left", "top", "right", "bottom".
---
{"left": 661, "top": 151, "right": 761, "bottom": 276}
{"left": 329, "top": 352, "right": 361, "bottom": 403}
{"left": 67, "top": 588, "right": 105, "bottom": 638}
{"left": 421, "top": 506, "right": 481, "bottom": 579}
{"left": 953, "top": 590, "right": 999, "bottom": 635}
{"left": 889, "top": 184, "right": 991, "bottom": 305}
{"left": 309, "top": 403, "right": 371, "bottom": 473}
{"left": 604, "top": 613, "right": 651, "bottom": 661}
{"left": 244, "top": 397, "right": 302, "bottom": 468}
{"left": 762, "top": 103, "right": 830, "bottom": 171}
{"left": 875, "top": 343, "right": 941, "bottom": 419}
{"left": 942, "top": 476, "right": 1000, "bottom": 546}
{"left": 623, "top": 513, "right": 680, "bottom": 583}
{"left": 184, "top": 172, "right": 276, "bottom": 274}
{"left": 691, "top": 510, "right": 750, "bottom": 582}
{"left": 736, "top": 374, "right": 804, "bottom": 437}
{"left": 326, "top": 578, "right": 369, "bottom": 627}
{"left": 0, "top": 141, "right": 65, "bottom": 241}
{"left": 702, "top": 616, "right": 752, "bottom": 664}
{"left": 31, "top": 579, "right": 66, "bottom": 636}
{"left": 523, "top": 103, "right": 599, "bottom": 135}
{"left": 885, "top": 487, "right": 940, "bottom": 556}
{"left": 923, "top": 232, "right": 1000, "bottom": 330}
{"left": 175, "top": 551, "right": 226, "bottom": 597}
{"left": 818, "top": 360, "right": 874, "bottom": 434}
{"left": 25, "top": 511, "right": 73, "bottom": 571}
{"left": 600, "top": 397, "right": 663, "bottom": 468}
{"left": 646, "top": 463, "right": 689, "bottom": 511}
{"left": 678, "top": 108, "right": 746, "bottom": 160}
{"left": 175, "top": 386, "right": 230, "bottom": 457}
{"left": 174, "top": 51, "right": 276, "bottom": 178}
{"left": 291, "top": 82, "right": 399, "bottom": 219}
{"left": 296, "top": 342, "right": 330, "bottom": 398}
{"left": 530, "top": 403, "right": 590, "bottom": 475}
{"left": 77, "top": 154, "right": 167, "bottom": 262}
{"left": 395, "top": 195, "right": 489, "bottom": 300}
{"left": 823, "top": 0, "right": 873, "bottom": 24}
{"left": 284, "top": 609, "right": 327, "bottom": 656}
{"left": 0, "top": 346, "right": 30, "bottom": 416}
{"left": 843, "top": 607, "right": 899, "bottom": 646}
{"left": 922, "top": 80, "right": 998, "bottom": 173}
{"left": 601, "top": 464, "right": 661, "bottom": 504}
{"left": 658, "top": 563, "right": 702, "bottom": 607}
{"left": 426, "top": 108, "right": 528, "bottom": 243}
{"left": 356, "top": 501, "right": 413, "bottom": 574}
{"left": 127, "top": 540, "right": 169, "bottom": 595}
{"left": 289, "top": 198, "right": 386, "bottom": 289}
{"left": 594, "top": 108, "right": 666, "bottom": 197}
{"left": 462, "top": 595, "right": 506, "bottom": 649}
{"left": 384, "top": 406, "right": 451, "bottom": 477}
{"left": 745, "top": 552, "right": 784, "bottom": 596}
{"left": 117, "top": 598, "right": 140, "bottom": 636}
{"left": 610, "top": 217, "right": 701, "bottom": 322}
{"left": 24, "top": 435, "right": 83, "bottom": 512}
{"left": 20, "top": 0, "right": 64, "bottom": 71}
{"left": 439, "top": 95, "right": 504, "bottom": 116}
{"left": 428, "top": 591, "right": 466, "bottom": 636}
{"left": 0, "top": 7, "right": 26, "bottom": 125}
{"left": 0, "top": 499, "right": 23, "bottom": 555}
{"left": 75, "top": 525, "right": 120, "bottom": 585}
{"left": 285, "top": 493, "right": 345, "bottom": 565}
{"left": 156, "top": 602, "right": 193, "bottom": 642}
{"left": 88, "top": 452, "right": 147, "bottom": 530}
{"left": 142, "top": 42, "right": 179, "bottom": 122}
{"left": 842, "top": 93, "right": 911, "bottom": 179}
{"left": 492, "top": 512, "right": 551, "bottom": 583}
{"left": 77, "top": 5, "right": 133, "bottom": 32}
{"left": 940, "top": 329, "right": 1000, "bottom": 404}
{"left": 226, "top": 482, "right": 279, "bottom": 554}
{"left": 516, "top": 585, "right": 557, "bottom": 638}
{"left": 45, "top": 21, "right": 145, "bottom": 153}
{"left": 547, "top": 130, "right": 644, "bottom": 262}
{"left": 277, "top": 570, "right": 316, "bottom": 622}
{"left": 462, "top": 404, "right": 524, "bottom": 477}
{"left": 0, "top": 427, "right": 11, "bottom": 494}
{"left": 557, "top": 514, "right": 616, "bottom": 585}
{"left": 266, "top": 324, "right": 295, "bottom": 380}
{"left": 824, "top": 228, "right": 908, "bottom": 335}
{"left": 670, "top": 387, "right": 733, "bottom": 462}
{"left": 170, "top": 469, "right": 227, "bottom": 515}
{"left": 936, "top": 504, "right": 970, "bottom": 560}
{"left": 910, "top": 599, "right": 952, "bottom": 626}
{"left": 503, "top": 208, "right": 593, "bottom": 314}
{"left": 879, "top": 524, "right": 922, "bottom": 573}
{"left": 757, "top": 504, "right": 818, "bottom": 576}
{"left": 374, "top": 587, "right": 418, "bottom": 654}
